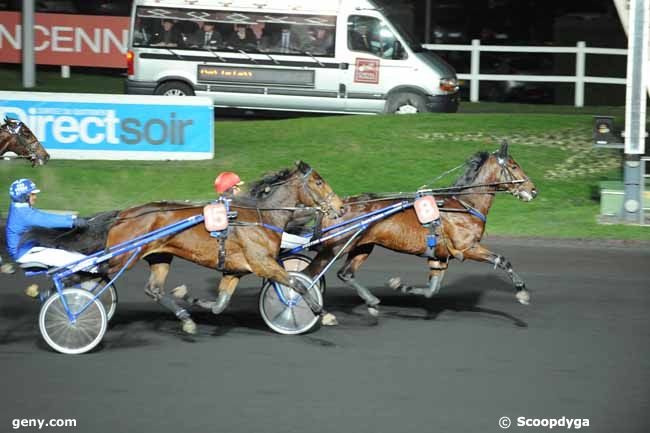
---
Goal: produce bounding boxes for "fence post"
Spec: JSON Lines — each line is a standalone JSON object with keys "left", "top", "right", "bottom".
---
{"left": 470, "top": 39, "right": 480, "bottom": 102}
{"left": 575, "top": 41, "right": 586, "bottom": 107}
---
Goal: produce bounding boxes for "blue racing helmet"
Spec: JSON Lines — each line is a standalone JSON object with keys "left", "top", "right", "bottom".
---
{"left": 9, "top": 178, "right": 40, "bottom": 203}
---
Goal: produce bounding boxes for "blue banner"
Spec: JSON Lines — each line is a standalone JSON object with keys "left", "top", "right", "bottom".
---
{"left": 0, "top": 92, "right": 214, "bottom": 160}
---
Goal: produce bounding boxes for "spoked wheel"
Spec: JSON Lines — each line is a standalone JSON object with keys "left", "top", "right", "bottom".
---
{"left": 280, "top": 254, "right": 326, "bottom": 293}
{"left": 80, "top": 277, "right": 118, "bottom": 321}
{"left": 259, "top": 271, "right": 323, "bottom": 335}
{"left": 39, "top": 288, "right": 107, "bottom": 355}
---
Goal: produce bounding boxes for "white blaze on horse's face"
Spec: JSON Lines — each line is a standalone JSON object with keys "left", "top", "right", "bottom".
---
{"left": 516, "top": 190, "right": 534, "bottom": 202}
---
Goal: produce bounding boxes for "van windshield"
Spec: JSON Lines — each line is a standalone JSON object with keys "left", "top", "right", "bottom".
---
{"left": 387, "top": 20, "right": 423, "bottom": 53}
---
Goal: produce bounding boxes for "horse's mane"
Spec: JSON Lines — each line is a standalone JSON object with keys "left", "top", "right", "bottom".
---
{"left": 248, "top": 167, "right": 295, "bottom": 198}
{"left": 19, "top": 210, "right": 120, "bottom": 255}
{"left": 452, "top": 151, "right": 490, "bottom": 188}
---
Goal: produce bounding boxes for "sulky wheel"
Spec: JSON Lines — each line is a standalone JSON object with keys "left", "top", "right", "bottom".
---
{"left": 39, "top": 288, "right": 107, "bottom": 355}
{"left": 79, "top": 277, "right": 118, "bottom": 322}
{"left": 259, "top": 271, "right": 323, "bottom": 335}
{"left": 280, "top": 254, "right": 326, "bottom": 293}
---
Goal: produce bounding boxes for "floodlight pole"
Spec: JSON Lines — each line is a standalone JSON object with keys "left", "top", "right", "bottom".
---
{"left": 22, "top": 0, "right": 35, "bottom": 88}
{"left": 622, "top": 0, "right": 648, "bottom": 224}
{"left": 425, "top": 0, "right": 432, "bottom": 44}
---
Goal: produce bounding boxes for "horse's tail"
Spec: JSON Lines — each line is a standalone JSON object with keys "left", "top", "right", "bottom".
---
{"left": 19, "top": 210, "right": 120, "bottom": 255}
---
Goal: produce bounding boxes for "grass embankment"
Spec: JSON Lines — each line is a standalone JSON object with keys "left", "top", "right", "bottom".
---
{"left": 1, "top": 113, "right": 647, "bottom": 240}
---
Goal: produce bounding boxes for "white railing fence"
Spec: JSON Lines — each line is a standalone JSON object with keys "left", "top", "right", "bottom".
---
{"left": 643, "top": 156, "right": 649, "bottom": 224}
{"left": 422, "top": 40, "right": 627, "bottom": 107}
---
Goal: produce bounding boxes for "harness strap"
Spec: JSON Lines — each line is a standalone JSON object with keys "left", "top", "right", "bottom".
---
{"left": 261, "top": 223, "right": 284, "bottom": 233}
{"left": 456, "top": 199, "right": 487, "bottom": 222}
{"left": 419, "top": 223, "right": 439, "bottom": 259}
{"left": 210, "top": 228, "right": 230, "bottom": 271}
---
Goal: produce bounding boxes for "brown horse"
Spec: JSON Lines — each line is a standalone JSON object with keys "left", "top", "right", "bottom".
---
{"left": 0, "top": 118, "right": 49, "bottom": 166}
{"left": 304, "top": 142, "right": 537, "bottom": 316}
{"left": 102, "top": 161, "right": 344, "bottom": 334}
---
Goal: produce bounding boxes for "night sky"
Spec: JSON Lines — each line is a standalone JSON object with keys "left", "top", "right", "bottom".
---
{"left": 381, "top": 0, "right": 626, "bottom": 48}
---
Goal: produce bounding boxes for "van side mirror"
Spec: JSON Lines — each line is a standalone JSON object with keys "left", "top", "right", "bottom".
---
{"left": 392, "top": 40, "right": 406, "bottom": 60}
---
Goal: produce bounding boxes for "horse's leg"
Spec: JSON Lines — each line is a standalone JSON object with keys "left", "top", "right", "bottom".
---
{"left": 145, "top": 261, "right": 198, "bottom": 335}
{"left": 251, "top": 257, "right": 337, "bottom": 326}
{"left": 176, "top": 274, "right": 240, "bottom": 316}
{"left": 336, "top": 244, "right": 382, "bottom": 317}
{"left": 304, "top": 247, "right": 335, "bottom": 279}
{"left": 463, "top": 244, "right": 531, "bottom": 305}
{"left": 388, "top": 258, "right": 449, "bottom": 298}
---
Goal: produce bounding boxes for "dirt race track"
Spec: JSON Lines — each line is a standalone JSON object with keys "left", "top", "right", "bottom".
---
{"left": 0, "top": 238, "right": 648, "bottom": 433}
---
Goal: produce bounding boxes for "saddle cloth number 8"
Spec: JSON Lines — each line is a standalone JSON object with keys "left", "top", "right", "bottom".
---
{"left": 414, "top": 195, "right": 440, "bottom": 224}
{"left": 203, "top": 203, "right": 229, "bottom": 232}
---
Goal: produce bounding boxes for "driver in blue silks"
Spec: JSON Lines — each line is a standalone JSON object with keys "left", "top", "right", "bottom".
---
{"left": 5, "top": 178, "right": 89, "bottom": 268}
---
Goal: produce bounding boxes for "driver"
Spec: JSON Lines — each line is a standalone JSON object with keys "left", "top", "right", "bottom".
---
{"left": 5, "top": 178, "right": 89, "bottom": 268}
{"left": 214, "top": 171, "right": 244, "bottom": 198}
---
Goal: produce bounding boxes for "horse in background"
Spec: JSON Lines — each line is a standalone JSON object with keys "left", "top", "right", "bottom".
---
{"left": 0, "top": 118, "right": 49, "bottom": 166}
{"left": 305, "top": 141, "right": 538, "bottom": 317}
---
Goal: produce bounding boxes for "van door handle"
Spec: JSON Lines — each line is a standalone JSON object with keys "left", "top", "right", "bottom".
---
{"left": 339, "top": 84, "right": 346, "bottom": 97}
{"left": 339, "top": 63, "right": 349, "bottom": 70}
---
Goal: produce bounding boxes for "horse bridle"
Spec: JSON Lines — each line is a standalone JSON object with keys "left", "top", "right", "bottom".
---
{"left": 496, "top": 153, "right": 529, "bottom": 196}
{"left": 298, "top": 167, "right": 340, "bottom": 218}
{"left": 0, "top": 120, "right": 42, "bottom": 163}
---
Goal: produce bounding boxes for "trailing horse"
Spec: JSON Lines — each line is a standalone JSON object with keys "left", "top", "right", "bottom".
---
{"left": 304, "top": 141, "right": 537, "bottom": 316}
{"left": 0, "top": 118, "right": 49, "bottom": 166}
{"left": 23, "top": 161, "right": 344, "bottom": 334}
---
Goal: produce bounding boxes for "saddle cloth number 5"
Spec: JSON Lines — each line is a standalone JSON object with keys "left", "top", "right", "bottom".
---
{"left": 203, "top": 203, "right": 229, "bottom": 232}
{"left": 414, "top": 195, "right": 440, "bottom": 224}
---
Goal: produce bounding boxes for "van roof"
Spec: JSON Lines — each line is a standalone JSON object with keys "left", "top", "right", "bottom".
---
{"left": 134, "top": 0, "right": 378, "bottom": 14}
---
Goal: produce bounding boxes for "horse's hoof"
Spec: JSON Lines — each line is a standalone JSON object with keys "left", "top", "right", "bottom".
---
{"left": 1, "top": 263, "right": 15, "bottom": 274}
{"left": 181, "top": 318, "right": 197, "bottom": 335}
{"left": 25, "top": 284, "right": 40, "bottom": 298}
{"left": 171, "top": 284, "right": 188, "bottom": 299}
{"left": 321, "top": 312, "right": 338, "bottom": 326}
{"left": 367, "top": 306, "right": 380, "bottom": 317}
{"left": 387, "top": 277, "right": 401, "bottom": 290}
{"left": 516, "top": 290, "right": 531, "bottom": 305}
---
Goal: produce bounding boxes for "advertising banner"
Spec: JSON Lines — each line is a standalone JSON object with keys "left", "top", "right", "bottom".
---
{"left": 0, "top": 12, "right": 128, "bottom": 68}
{"left": 0, "top": 92, "right": 214, "bottom": 160}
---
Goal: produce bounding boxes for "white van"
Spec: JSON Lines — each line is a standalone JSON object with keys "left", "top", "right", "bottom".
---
{"left": 126, "top": 0, "right": 459, "bottom": 114}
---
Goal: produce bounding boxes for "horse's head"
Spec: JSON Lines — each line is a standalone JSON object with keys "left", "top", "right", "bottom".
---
{"left": 294, "top": 161, "right": 345, "bottom": 219}
{"left": 1, "top": 118, "right": 49, "bottom": 166}
{"left": 490, "top": 141, "right": 537, "bottom": 201}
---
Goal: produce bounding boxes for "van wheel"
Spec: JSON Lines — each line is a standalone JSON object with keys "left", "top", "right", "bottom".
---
{"left": 385, "top": 92, "right": 427, "bottom": 114}
{"left": 155, "top": 81, "right": 195, "bottom": 96}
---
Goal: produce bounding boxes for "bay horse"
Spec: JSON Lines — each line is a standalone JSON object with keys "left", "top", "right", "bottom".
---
{"left": 304, "top": 142, "right": 537, "bottom": 317}
{"left": 25, "top": 162, "right": 344, "bottom": 334}
{"left": 0, "top": 118, "right": 49, "bottom": 166}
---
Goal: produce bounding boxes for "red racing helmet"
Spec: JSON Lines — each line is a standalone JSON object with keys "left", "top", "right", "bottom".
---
{"left": 214, "top": 172, "right": 243, "bottom": 194}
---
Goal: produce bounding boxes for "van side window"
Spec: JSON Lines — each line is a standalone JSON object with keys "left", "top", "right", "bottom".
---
{"left": 133, "top": 7, "right": 336, "bottom": 57}
{"left": 347, "top": 15, "right": 406, "bottom": 60}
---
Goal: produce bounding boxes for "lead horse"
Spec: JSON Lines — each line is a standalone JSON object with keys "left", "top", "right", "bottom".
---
{"left": 0, "top": 118, "right": 49, "bottom": 166}
{"left": 305, "top": 142, "right": 537, "bottom": 316}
